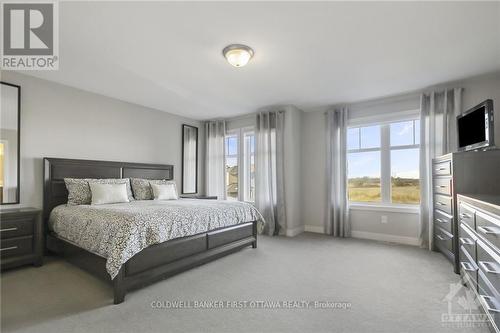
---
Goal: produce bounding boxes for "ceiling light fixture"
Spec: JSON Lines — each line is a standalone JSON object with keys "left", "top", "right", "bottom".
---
{"left": 222, "top": 44, "right": 254, "bottom": 68}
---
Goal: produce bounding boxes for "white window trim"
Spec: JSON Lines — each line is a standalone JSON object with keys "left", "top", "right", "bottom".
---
{"left": 348, "top": 109, "right": 420, "bottom": 127}
{"left": 347, "top": 115, "right": 420, "bottom": 207}
{"left": 243, "top": 129, "right": 255, "bottom": 203}
{"left": 349, "top": 202, "right": 420, "bottom": 214}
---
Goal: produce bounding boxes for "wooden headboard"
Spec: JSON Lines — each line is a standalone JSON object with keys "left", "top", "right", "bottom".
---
{"left": 43, "top": 157, "right": 174, "bottom": 222}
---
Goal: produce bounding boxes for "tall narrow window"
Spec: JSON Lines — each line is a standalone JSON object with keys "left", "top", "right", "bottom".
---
{"left": 347, "top": 117, "right": 420, "bottom": 205}
{"left": 225, "top": 127, "right": 255, "bottom": 202}
{"left": 225, "top": 133, "right": 238, "bottom": 201}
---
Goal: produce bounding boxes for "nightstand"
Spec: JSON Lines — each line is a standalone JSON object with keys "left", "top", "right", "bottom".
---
{"left": 0, "top": 208, "right": 43, "bottom": 270}
{"left": 180, "top": 195, "right": 218, "bottom": 200}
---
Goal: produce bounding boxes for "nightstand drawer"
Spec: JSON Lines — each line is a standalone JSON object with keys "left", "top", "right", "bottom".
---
{"left": 0, "top": 216, "right": 35, "bottom": 239}
{"left": 0, "top": 236, "right": 33, "bottom": 258}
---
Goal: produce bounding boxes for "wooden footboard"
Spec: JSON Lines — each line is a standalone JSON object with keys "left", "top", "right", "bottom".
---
{"left": 47, "top": 221, "right": 258, "bottom": 304}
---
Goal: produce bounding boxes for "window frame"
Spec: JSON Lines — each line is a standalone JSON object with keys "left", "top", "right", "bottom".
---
{"left": 243, "top": 129, "right": 255, "bottom": 202}
{"left": 225, "top": 126, "right": 255, "bottom": 203}
{"left": 347, "top": 111, "right": 420, "bottom": 209}
{"left": 225, "top": 130, "right": 239, "bottom": 201}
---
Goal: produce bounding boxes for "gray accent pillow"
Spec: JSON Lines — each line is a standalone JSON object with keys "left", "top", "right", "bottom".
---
{"left": 131, "top": 178, "right": 177, "bottom": 200}
{"left": 64, "top": 178, "right": 134, "bottom": 205}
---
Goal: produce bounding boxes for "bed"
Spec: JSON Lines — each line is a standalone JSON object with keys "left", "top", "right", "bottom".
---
{"left": 43, "top": 158, "right": 262, "bottom": 304}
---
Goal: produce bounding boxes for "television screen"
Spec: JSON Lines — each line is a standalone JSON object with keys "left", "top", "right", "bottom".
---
{"left": 458, "top": 106, "right": 486, "bottom": 148}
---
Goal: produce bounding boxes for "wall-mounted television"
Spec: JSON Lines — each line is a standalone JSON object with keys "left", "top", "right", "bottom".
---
{"left": 457, "top": 99, "right": 495, "bottom": 151}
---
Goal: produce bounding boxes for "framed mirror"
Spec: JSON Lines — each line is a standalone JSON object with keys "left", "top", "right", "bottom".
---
{"left": 0, "top": 82, "right": 21, "bottom": 205}
{"left": 182, "top": 124, "right": 198, "bottom": 194}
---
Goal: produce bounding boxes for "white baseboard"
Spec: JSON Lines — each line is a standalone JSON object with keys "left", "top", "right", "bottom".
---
{"left": 351, "top": 230, "right": 420, "bottom": 246}
{"left": 304, "top": 225, "right": 325, "bottom": 234}
{"left": 285, "top": 226, "right": 305, "bottom": 237}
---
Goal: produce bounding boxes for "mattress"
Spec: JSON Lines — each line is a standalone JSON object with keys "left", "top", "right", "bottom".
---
{"left": 49, "top": 199, "right": 264, "bottom": 279}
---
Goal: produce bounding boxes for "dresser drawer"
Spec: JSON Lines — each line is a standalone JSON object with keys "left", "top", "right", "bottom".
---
{"left": 433, "top": 160, "right": 451, "bottom": 176}
{"left": 434, "top": 194, "right": 453, "bottom": 216}
{"left": 478, "top": 269, "right": 500, "bottom": 329}
{"left": 459, "top": 202, "right": 476, "bottom": 230}
{"left": 0, "top": 236, "right": 33, "bottom": 258}
{"left": 434, "top": 178, "right": 452, "bottom": 196}
{"left": 459, "top": 223, "right": 477, "bottom": 261}
{"left": 476, "top": 210, "right": 500, "bottom": 250}
{"left": 434, "top": 210, "right": 453, "bottom": 233}
{"left": 435, "top": 226, "right": 453, "bottom": 253}
{"left": 477, "top": 239, "right": 500, "bottom": 295}
{"left": 0, "top": 215, "right": 35, "bottom": 239}
{"left": 460, "top": 245, "right": 478, "bottom": 290}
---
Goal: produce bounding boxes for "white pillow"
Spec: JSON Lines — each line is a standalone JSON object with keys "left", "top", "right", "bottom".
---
{"left": 89, "top": 183, "right": 130, "bottom": 205}
{"left": 151, "top": 183, "right": 178, "bottom": 200}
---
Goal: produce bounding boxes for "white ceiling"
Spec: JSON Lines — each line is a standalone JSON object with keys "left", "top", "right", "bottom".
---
{"left": 23, "top": 1, "right": 500, "bottom": 120}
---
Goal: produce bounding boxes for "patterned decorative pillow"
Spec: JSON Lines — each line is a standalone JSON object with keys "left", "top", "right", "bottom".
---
{"left": 131, "top": 178, "right": 177, "bottom": 200}
{"left": 64, "top": 178, "right": 91, "bottom": 206}
{"left": 64, "top": 178, "right": 134, "bottom": 205}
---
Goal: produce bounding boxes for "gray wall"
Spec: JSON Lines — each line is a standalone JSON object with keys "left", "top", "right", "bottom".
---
{"left": 0, "top": 72, "right": 204, "bottom": 210}
{"left": 301, "top": 71, "right": 500, "bottom": 243}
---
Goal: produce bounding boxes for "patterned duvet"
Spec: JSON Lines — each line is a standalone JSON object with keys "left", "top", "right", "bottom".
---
{"left": 49, "top": 199, "right": 265, "bottom": 279}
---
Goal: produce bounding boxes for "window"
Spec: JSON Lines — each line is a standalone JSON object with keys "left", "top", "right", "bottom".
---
{"left": 225, "top": 133, "right": 239, "bottom": 201}
{"left": 347, "top": 118, "right": 420, "bottom": 205}
{"left": 225, "top": 127, "right": 255, "bottom": 202}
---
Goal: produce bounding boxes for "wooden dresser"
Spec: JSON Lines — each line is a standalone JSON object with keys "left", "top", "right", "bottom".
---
{"left": 433, "top": 150, "right": 500, "bottom": 273}
{"left": 458, "top": 194, "right": 500, "bottom": 332}
{"left": 0, "top": 208, "right": 43, "bottom": 270}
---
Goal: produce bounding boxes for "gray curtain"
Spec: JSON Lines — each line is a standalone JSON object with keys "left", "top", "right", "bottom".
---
{"left": 325, "top": 108, "right": 350, "bottom": 237}
{"left": 255, "top": 111, "right": 286, "bottom": 236}
{"left": 419, "top": 88, "right": 462, "bottom": 250}
{"left": 205, "top": 120, "right": 226, "bottom": 199}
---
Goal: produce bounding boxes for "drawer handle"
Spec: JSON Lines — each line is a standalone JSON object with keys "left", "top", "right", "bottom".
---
{"left": 460, "top": 262, "right": 476, "bottom": 272}
{"left": 481, "top": 295, "right": 500, "bottom": 313}
{"left": 436, "top": 185, "right": 447, "bottom": 188}
{"left": 436, "top": 202, "right": 446, "bottom": 206}
{"left": 478, "top": 226, "right": 500, "bottom": 235}
{"left": 435, "top": 218, "right": 447, "bottom": 224}
{"left": 460, "top": 213, "right": 471, "bottom": 219}
{"left": 459, "top": 237, "right": 474, "bottom": 245}
{"left": 0, "top": 227, "right": 18, "bottom": 232}
{"left": 0, "top": 246, "right": 18, "bottom": 252}
{"left": 479, "top": 261, "right": 500, "bottom": 275}
{"left": 436, "top": 234, "right": 447, "bottom": 241}
{"left": 437, "top": 167, "right": 448, "bottom": 171}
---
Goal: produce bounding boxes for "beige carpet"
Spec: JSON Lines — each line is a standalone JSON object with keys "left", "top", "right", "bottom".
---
{"left": 0, "top": 233, "right": 490, "bottom": 333}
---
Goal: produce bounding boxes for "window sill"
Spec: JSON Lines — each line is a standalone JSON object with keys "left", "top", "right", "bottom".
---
{"left": 349, "top": 203, "right": 420, "bottom": 214}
